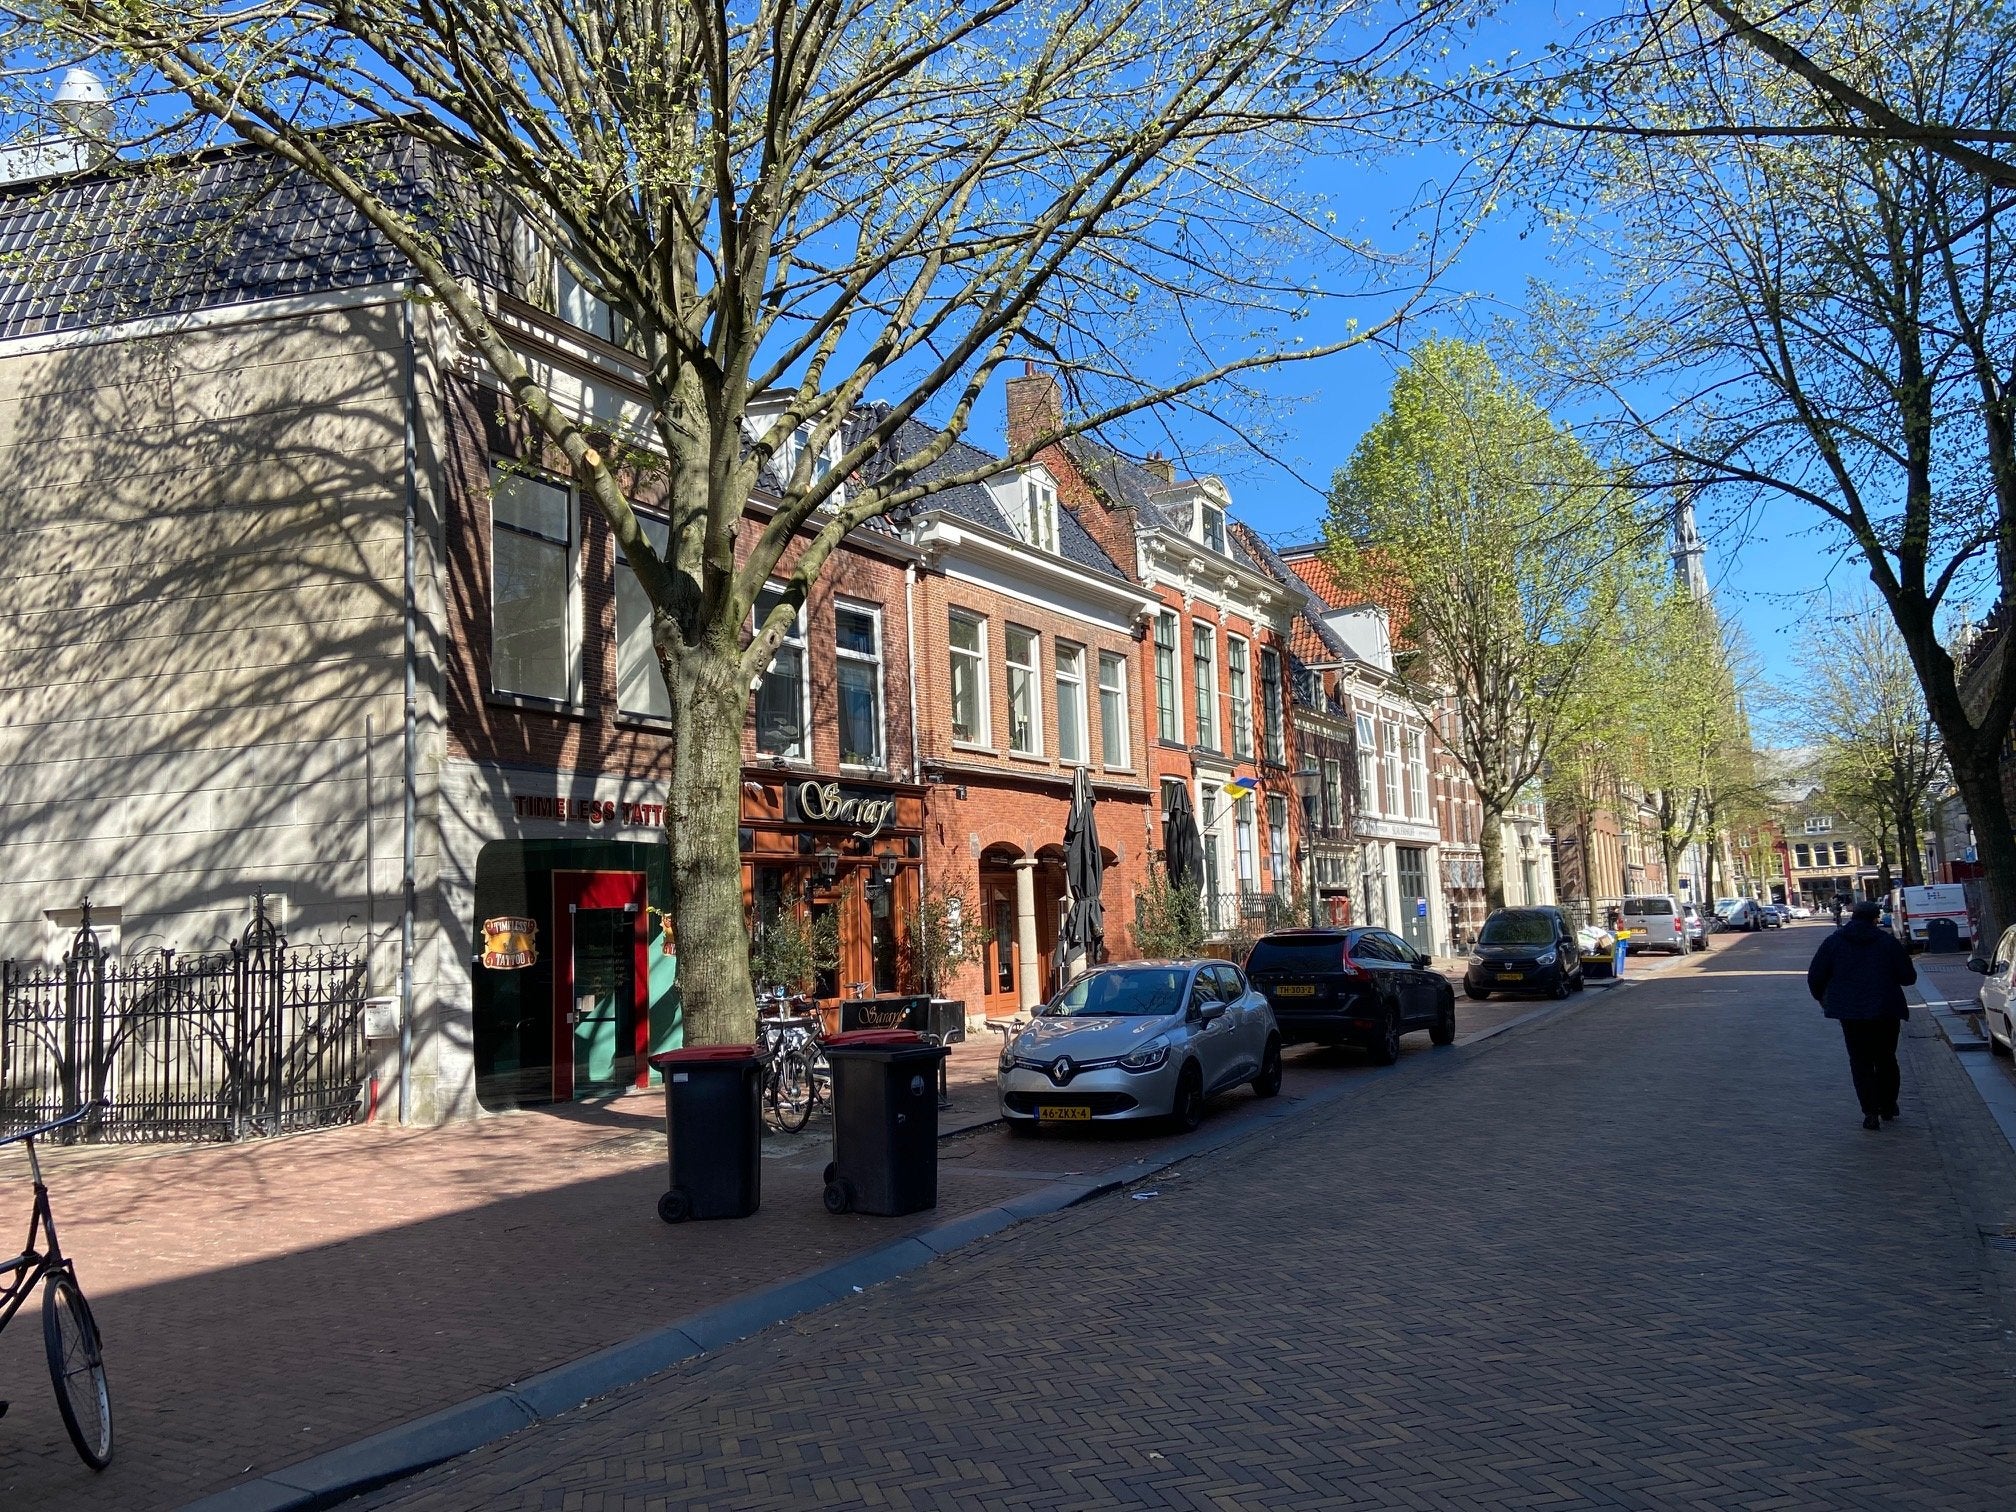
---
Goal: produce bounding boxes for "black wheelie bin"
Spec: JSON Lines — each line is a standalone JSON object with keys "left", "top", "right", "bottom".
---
{"left": 648, "top": 1044, "right": 763, "bottom": 1222}
{"left": 819, "top": 1029, "right": 949, "bottom": 1216}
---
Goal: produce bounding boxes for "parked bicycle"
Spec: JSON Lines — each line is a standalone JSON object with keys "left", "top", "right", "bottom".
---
{"left": 756, "top": 1005, "right": 830, "bottom": 1133}
{"left": 0, "top": 1105, "right": 113, "bottom": 1469}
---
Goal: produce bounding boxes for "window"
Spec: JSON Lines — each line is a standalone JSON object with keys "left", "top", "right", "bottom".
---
{"left": 1404, "top": 730, "right": 1427, "bottom": 820}
{"left": 1380, "top": 719, "right": 1401, "bottom": 815}
{"left": 1794, "top": 843, "right": 1811, "bottom": 868}
{"left": 1235, "top": 800, "right": 1257, "bottom": 890}
{"left": 835, "top": 602, "right": 884, "bottom": 767}
{"left": 753, "top": 586, "right": 809, "bottom": 759}
{"left": 949, "top": 611, "right": 989, "bottom": 745}
{"left": 1355, "top": 713, "right": 1377, "bottom": 813}
{"left": 1006, "top": 626, "right": 1041, "bottom": 755}
{"left": 1201, "top": 787, "right": 1223, "bottom": 921}
{"left": 779, "top": 423, "right": 836, "bottom": 489}
{"left": 1154, "top": 612, "right": 1181, "bottom": 743}
{"left": 1834, "top": 842, "right": 1850, "bottom": 866}
{"left": 1804, "top": 815, "right": 1834, "bottom": 834}
{"left": 555, "top": 261, "right": 615, "bottom": 343}
{"left": 490, "top": 467, "right": 574, "bottom": 702}
{"left": 1323, "top": 758, "right": 1344, "bottom": 830}
{"left": 1055, "top": 643, "right": 1087, "bottom": 763}
{"left": 1198, "top": 500, "right": 1226, "bottom": 554}
{"left": 1268, "top": 795, "right": 1290, "bottom": 892}
{"left": 1260, "top": 648, "right": 1285, "bottom": 764}
{"left": 1192, "top": 623, "right": 1217, "bottom": 749}
{"left": 615, "top": 513, "right": 671, "bottom": 717}
{"left": 1227, "top": 636, "right": 1253, "bottom": 759}
{"left": 1021, "top": 476, "right": 1059, "bottom": 553}
{"left": 1098, "top": 652, "right": 1129, "bottom": 767}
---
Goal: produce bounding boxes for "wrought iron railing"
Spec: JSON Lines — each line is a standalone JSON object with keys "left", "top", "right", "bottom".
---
{"left": 0, "top": 896, "right": 370, "bottom": 1144}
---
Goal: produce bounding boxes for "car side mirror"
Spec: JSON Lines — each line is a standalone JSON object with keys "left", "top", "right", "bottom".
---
{"left": 1197, "top": 999, "right": 1227, "bottom": 1024}
{"left": 1968, "top": 956, "right": 1992, "bottom": 974}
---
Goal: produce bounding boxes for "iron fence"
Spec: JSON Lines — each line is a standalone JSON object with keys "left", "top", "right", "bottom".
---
{"left": 0, "top": 897, "right": 370, "bottom": 1144}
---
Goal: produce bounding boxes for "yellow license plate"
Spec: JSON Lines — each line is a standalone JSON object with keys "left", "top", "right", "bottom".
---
{"left": 1275, "top": 984, "right": 1317, "bottom": 996}
{"left": 1497, "top": 973, "right": 1523, "bottom": 982}
{"left": 1037, "top": 1105, "right": 1091, "bottom": 1122}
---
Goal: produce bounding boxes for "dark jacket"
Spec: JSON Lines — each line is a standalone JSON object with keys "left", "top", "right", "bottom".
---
{"left": 1806, "top": 920, "right": 1916, "bottom": 1021}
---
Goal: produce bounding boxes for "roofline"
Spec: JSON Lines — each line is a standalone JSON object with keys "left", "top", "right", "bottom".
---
{"left": 910, "top": 512, "right": 1157, "bottom": 618}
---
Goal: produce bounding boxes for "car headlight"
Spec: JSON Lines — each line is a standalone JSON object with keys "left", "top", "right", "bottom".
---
{"left": 998, "top": 1043, "right": 1018, "bottom": 1072}
{"left": 1534, "top": 949, "right": 1557, "bottom": 966}
{"left": 1119, "top": 1037, "right": 1171, "bottom": 1073}
{"left": 1468, "top": 952, "right": 1486, "bottom": 966}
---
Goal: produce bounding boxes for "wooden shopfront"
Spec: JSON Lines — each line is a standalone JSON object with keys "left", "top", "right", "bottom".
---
{"left": 741, "top": 772, "right": 927, "bottom": 1028}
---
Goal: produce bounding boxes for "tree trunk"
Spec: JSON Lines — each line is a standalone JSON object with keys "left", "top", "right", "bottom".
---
{"left": 665, "top": 643, "right": 757, "bottom": 1046}
{"left": 1479, "top": 803, "right": 1507, "bottom": 912}
{"left": 1949, "top": 743, "right": 2016, "bottom": 945}
{"left": 1897, "top": 803, "right": 1923, "bottom": 887}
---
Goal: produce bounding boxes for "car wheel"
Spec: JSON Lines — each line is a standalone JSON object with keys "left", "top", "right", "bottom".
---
{"left": 1430, "top": 994, "right": 1456, "bottom": 1047}
{"left": 1993, "top": 1013, "right": 2014, "bottom": 1058}
{"left": 1550, "top": 968, "right": 1572, "bottom": 1000}
{"left": 1367, "top": 1006, "right": 1401, "bottom": 1066}
{"left": 1466, "top": 986, "right": 1491, "bottom": 1001}
{"left": 1251, "top": 1036, "right": 1283, "bottom": 1098}
{"left": 1570, "top": 966, "right": 1586, "bottom": 993}
{"left": 1169, "top": 1062, "right": 1206, "bottom": 1132}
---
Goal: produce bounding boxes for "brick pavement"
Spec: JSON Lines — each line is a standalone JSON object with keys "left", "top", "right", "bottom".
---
{"left": 355, "top": 923, "right": 2016, "bottom": 1510}
{"left": 0, "top": 990, "right": 1539, "bottom": 1512}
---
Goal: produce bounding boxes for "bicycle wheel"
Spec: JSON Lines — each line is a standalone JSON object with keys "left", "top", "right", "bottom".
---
{"left": 43, "top": 1270, "right": 112, "bottom": 1470}
{"left": 772, "top": 1047, "right": 814, "bottom": 1133}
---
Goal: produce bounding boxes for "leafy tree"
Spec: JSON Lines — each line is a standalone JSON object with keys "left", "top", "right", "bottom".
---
{"left": 1326, "top": 338, "right": 1663, "bottom": 909}
{"left": 1131, "top": 872, "right": 1206, "bottom": 960}
{"left": 16, "top": 1, "right": 1466, "bottom": 1042}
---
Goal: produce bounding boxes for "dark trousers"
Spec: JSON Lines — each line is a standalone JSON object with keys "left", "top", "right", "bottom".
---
{"left": 1839, "top": 1018, "right": 1902, "bottom": 1116}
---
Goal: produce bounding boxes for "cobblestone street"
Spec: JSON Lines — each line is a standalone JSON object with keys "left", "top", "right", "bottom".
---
{"left": 356, "top": 925, "right": 2016, "bottom": 1510}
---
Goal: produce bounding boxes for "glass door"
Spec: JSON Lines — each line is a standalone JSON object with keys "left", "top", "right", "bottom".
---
{"left": 1396, "top": 846, "right": 1432, "bottom": 955}
{"left": 570, "top": 906, "right": 636, "bottom": 1095}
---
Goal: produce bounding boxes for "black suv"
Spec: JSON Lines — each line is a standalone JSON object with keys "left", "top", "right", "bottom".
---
{"left": 1464, "top": 906, "right": 1584, "bottom": 1000}
{"left": 1243, "top": 927, "right": 1456, "bottom": 1065}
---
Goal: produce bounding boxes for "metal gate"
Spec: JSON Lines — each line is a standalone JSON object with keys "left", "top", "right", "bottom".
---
{"left": 0, "top": 896, "right": 370, "bottom": 1143}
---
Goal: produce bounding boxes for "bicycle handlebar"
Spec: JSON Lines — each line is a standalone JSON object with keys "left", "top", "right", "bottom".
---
{"left": 0, "top": 1104, "right": 104, "bottom": 1149}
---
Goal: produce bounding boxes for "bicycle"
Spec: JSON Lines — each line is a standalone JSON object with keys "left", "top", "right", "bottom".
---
{"left": 0, "top": 1105, "right": 113, "bottom": 1469}
{"left": 756, "top": 1009, "right": 829, "bottom": 1133}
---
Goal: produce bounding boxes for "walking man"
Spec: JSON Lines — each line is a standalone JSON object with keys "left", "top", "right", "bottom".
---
{"left": 1806, "top": 898, "right": 1916, "bottom": 1130}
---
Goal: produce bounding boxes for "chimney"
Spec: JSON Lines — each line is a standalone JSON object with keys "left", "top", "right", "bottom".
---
{"left": 1006, "top": 366, "right": 1063, "bottom": 453}
{"left": 1144, "top": 451, "right": 1176, "bottom": 485}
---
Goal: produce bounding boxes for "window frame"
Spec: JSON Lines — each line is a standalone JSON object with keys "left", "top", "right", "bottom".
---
{"left": 1234, "top": 799, "right": 1258, "bottom": 889}
{"left": 833, "top": 599, "right": 886, "bottom": 769}
{"left": 1380, "top": 718, "right": 1401, "bottom": 815}
{"left": 1227, "top": 634, "right": 1253, "bottom": 759}
{"left": 1192, "top": 622, "right": 1218, "bottom": 751}
{"left": 1404, "top": 728, "right": 1427, "bottom": 820}
{"left": 1098, "top": 650, "right": 1130, "bottom": 769}
{"left": 1005, "top": 624, "right": 1043, "bottom": 756}
{"left": 1198, "top": 500, "right": 1227, "bottom": 554}
{"left": 1259, "top": 647, "right": 1285, "bottom": 764}
{"left": 1267, "top": 793, "right": 1290, "bottom": 892}
{"left": 614, "top": 509, "right": 672, "bottom": 719}
{"left": 1055, "top": 640, "right": 1089, "bottom": 765}
{"left": 488, "top": 464, "right": 580, "bottom": 706}
{"left": 1021, "top": 474, "right": 1059, "bottom": 553}
{"left": 1354, "top": 713, "right": 1377, "bottom": 814}
{"left": 750, "top": 582, "right": 812, "bottom": 760}
{"left": 948, "top": 609, "right": 991, "bottom": 747}
{"left": 1154, "top": 611, "right": 1182, "bottom": 744}
{"left": 1323, "top": 757, "right": 1344, "bottom": 830}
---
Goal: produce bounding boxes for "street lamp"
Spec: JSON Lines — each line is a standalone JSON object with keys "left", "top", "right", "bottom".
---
{"left": 1292, "top": 763, "right": 1323, "bottom": 928}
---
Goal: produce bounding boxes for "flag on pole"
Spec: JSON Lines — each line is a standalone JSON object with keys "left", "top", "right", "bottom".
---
{"left": 1220, "top": 776, "right": 1259, "bottom": 801}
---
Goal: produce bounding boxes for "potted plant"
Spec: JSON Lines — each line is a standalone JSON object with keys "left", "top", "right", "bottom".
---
{"left": 750, "top": 909, "right": 840, "bottom": 1003}
{"left": 1131, "top": 871, "right": 1206, "bottom": 959}
{"left": 904, "top": 879, "right": 974, "bottom": 1036}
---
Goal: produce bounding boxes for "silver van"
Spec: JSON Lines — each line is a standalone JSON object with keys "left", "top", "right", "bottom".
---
{"left": 1620, "top": 894, "right": 1689, "bottom": 955}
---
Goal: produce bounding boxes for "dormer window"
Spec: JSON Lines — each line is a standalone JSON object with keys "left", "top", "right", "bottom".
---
{"left": 1198, "top": 501, "right": 1226, "bottom": 554}
{"left": 777, "top": 423, "right": 841, "bottom": 499}
{"left": 1021, "top": 476, "right": 1059, "bottom": 553}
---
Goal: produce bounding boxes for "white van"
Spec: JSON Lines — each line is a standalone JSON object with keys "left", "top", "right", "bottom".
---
{"left": 1620, "top": 894, "right": 1690, "bottom": 955}
{"left": 1890, "top": 884, "right": 1973, "bottom": 950}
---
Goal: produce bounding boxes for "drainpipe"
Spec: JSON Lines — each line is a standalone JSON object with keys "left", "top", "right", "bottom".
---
{"left": 398, "top": 289, "right": 420, "bottom": 1124}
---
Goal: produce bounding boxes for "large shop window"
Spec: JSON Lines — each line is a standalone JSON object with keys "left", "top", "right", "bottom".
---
{"left": 1227, "top": 636, "right": 1253, "bottom": 759}
{"left": 1006, "top": 626, "right": 1041, "bottom": 755}
{"left": 835, "top": 601, "right": 885, "bottom": 767}
{"left": 1260, "top": 648, "right": 1285, "bottom": 764}
{"left": 490, "top": 468, "right": 575, "bottom": 702}
{"left": 1098, "top": 651, "right": 1129, "bottom": 768}
{"left": 1154, "top": 612, "right": 1180, "bottom": 743}
{"left": 949, "top": 610, "right": 989, "bottom": 745}
{"left": 754, "top": 585, "right": 810, "bottom": 759}
{"left": 615, "top": 513, "right": 672, "bottom": 718}
{"left": 1192, "top": 623, "right": 1217, "bottom": 750}
{"left": 1055, "top": 642, "right": 1087, "bottom": 764}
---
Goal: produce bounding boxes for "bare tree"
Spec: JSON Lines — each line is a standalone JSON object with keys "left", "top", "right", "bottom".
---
{"left": 12, "top": 0, "right": 1467, "bottom": 1041}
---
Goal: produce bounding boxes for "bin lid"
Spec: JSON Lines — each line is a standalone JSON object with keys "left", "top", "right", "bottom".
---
{"left": 826, "top": 1029, "right": 923, "bottom": 1047}
{"left": 648, "top": 1045, "right": 758, "bottom": 1068}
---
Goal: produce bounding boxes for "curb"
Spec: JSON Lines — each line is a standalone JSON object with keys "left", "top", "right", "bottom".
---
{"left": 176, "top": 992, "right": 1584, "bottom": 1512}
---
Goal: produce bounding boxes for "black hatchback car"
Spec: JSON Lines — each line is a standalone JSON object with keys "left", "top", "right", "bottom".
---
{"left": 1464, "top": 906, "right": 1585, "bottom": 1000}
{"left": 1243, "top": 927, "right": 1456, "bottom": 1065}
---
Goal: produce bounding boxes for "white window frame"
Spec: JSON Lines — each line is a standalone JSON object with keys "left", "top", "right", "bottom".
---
{"left": 1381, "top": 718, "right": 1401, "bottom": 815}
{"left": 1154, "top": 611, "right": 1182, "bottom": 744}
{"left": 1267, "top": 794, "right": 1290, "bottom": 892}
{"left": 1354, "top": 712, "right": 1377, "bottom": 814}
{"left": 1404, "top": 729, "right": 1427, "bottom": 820}
{"left": 1235, "top": 800, "right": 1258, "bottom": 889}
{"left": 1227, "top": 635, "right": 1253, "bottom": 759}
{"left": 1198, "top": 500, "right": 1227, "bottom": 554}
{"left": 489, "top": 464, "right": 580, "bottom": 705}
{"left": 1006, "top": 625, "right": 1043, "bottom": 756}
{"left": 1098, "top": 651, "right": 1130, "bottom": 769}
{"left": 1055, "top": 641, "right": 1088, "bottom": 764}
{"left": 834, "top": 599, "right": 886, "bottom": 769}
{"left": 1260, "top": 647, "right": 1285, "bottom": 764}
{"left": 1021, "top": 475, "right": 1059, "bottom": 553}
{"left": 615, "top": 510, "right": 672, "bottom": 718}
{"left": 751, "top": 582, "right": 812, "bottom": 760}
{"left": 948, "top": 609, "right": 990, "bottom": 747}
{"left": 1192, "top": 622, "right": 1218, "bottom": 750}
{"left": 1793, "top": 843, "right": 1811, "bottom": 868}
{"left": 1804, "top": 815, "right": 1834, "bottom": 834}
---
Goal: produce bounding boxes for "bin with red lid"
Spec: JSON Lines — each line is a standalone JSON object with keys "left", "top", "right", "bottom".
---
{"left": 819, "top": 1030, "right": 949, "bottom": 1217}
{"left": 646, "top": 1044, "right": 763, "bottom": 1223}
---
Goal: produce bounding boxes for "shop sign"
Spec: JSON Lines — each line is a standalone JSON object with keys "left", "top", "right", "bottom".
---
{"left": 481, "top": 916, "right": 538, "bottom": 970}
{"left": 512, "top": 794, "right": 666, "bottom": 827}
{"left": 790, "top": 780, "right": 898, "bottom": 838}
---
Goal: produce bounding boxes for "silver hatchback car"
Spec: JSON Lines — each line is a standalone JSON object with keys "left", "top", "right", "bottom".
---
{"left": 997, "top": 960, "right": 1281, "bottom": 1134}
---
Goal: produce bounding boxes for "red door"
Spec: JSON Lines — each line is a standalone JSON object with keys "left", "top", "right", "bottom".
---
{"left": 551, "top": 871, "right": 649, "bottom": 1102}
